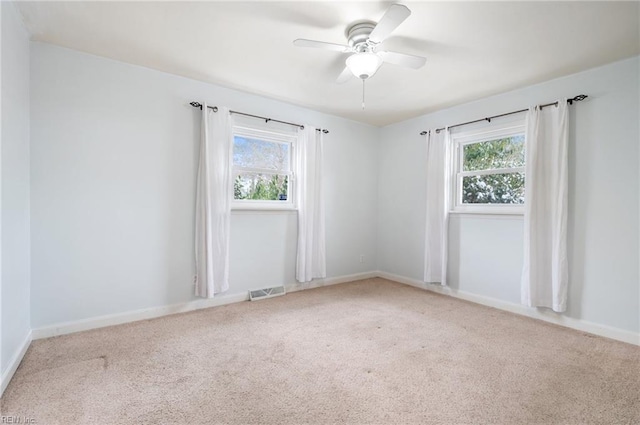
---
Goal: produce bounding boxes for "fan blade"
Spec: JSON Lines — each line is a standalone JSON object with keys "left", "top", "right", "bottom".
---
{"left": 293, "top": 39, "right": 352, "bottom": 53}
{"left": 368, "top": 4, "right": 411, "bottom": 43}
{"left": 378, "top": 51, "right": 426, "bottom": 69}
{"left": 336, "top": 66, "right": 353, "bottom": 84}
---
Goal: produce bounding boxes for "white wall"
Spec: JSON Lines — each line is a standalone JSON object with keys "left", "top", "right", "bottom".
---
{"left": 1, "top": 1, "right": 31, "bottom": 378}
{"left": 30, "top": 43, "right": 379, "bottom": 328}
{"left": 378, "top": 57, "right": 640, "bottom": 334}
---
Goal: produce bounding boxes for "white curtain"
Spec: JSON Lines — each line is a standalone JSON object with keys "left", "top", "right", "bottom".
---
{"left": 194, "top": 104, "right": 233, "bottom": 298}
{"left": 296, "top": 126, "right": 326, "bottom": 283}
{"left": 424, "top": 128, "right": 451, "bottom": 285}
{"left": 521, "top": 101, "right": 569, "bottom": 312}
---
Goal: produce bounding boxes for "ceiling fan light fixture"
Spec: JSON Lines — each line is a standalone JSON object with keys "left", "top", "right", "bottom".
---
{"left": 346, "top": 52, "right": 383, "bottom": 80}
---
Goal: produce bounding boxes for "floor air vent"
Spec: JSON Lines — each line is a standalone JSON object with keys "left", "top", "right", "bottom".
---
{"left": 249, "top": 286, "right": 286, "bottom": 301}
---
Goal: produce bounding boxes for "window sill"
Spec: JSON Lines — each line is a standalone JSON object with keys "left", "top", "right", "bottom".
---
{"left": 449, "top": 210, "right": 524, "bottom": 219}
{"left": 231, "top": 207, "right": 297, "bottom": 214}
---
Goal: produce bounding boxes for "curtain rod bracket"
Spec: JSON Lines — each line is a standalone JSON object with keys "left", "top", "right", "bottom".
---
{"left": 569, "top": 94, "right": 587, "bottom": 105}
{"left": 190, "top": 102, "right": 218, "bottom": 112}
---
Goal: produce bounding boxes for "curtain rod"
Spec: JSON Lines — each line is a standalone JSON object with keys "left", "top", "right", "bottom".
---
{"left": 189, "top": 102, "right": 329, "bottom": 134}
{"left": 419, "top": 94, "right": 588, "bottom": 136}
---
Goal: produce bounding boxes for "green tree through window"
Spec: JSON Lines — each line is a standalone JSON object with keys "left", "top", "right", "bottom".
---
{"left": 234, "top": 174, "right": 288, "bottom": 201}
{"left": 461, "top": 135, "right": 525, "bottom": 204}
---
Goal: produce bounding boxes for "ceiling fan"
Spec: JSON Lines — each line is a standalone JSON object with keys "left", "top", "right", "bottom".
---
{"left": 293, "top": 4, "right": 426, "bottom": 84}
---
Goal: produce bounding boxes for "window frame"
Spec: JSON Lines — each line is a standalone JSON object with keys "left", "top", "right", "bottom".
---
{"left": 450, "top": 122, "right": 526, "bottom": 215}
{"left": 231, "top": 125, "right": 297, "bottom": 211}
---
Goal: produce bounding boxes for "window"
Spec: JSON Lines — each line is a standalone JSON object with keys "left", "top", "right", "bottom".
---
{"left": 232, "top": 125, "right": 296, "bottom": 210}
{"left": 451, "top": 122, "right": 525, "bottom": 214}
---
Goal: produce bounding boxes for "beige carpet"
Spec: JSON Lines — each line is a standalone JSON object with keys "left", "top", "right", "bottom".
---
{"left": 1, "top": 278, "right": 639, "bottom": 424}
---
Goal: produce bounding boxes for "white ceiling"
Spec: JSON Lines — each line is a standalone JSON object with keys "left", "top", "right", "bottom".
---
{"left": 15, "top": 1, "right": 640, "bottom": 126}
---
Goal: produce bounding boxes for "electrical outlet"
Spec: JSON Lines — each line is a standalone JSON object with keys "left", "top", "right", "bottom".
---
{"left": 359, "top": 254, "right": 365, "bottom": 263}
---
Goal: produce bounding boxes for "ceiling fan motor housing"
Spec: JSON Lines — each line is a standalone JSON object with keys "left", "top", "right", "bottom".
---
{"left": 346, "top": 22, "right": 376, "bottom": 50}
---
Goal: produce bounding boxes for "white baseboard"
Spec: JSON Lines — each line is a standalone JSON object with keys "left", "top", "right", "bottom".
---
{"left": 377, "top": 271, "right": 640, "bottom": 346}
{"left": 285, "top": 271, "right": 377, "bottom": 293}
{"left": 24, "top": 268, "right": 638, "bottom": 370}
{"left": 31, "top": 292, "right": 250, "bottom": 340}
{"left": 1, "top": 330, "right": 32, "bottom": 397}
{"left": 31, "top": 271, "right": 378, "bottom": 341}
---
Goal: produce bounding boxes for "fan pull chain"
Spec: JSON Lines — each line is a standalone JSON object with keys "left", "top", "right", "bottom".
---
{"left": 362, "top": 79, "right": 366, "bottom": 110}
